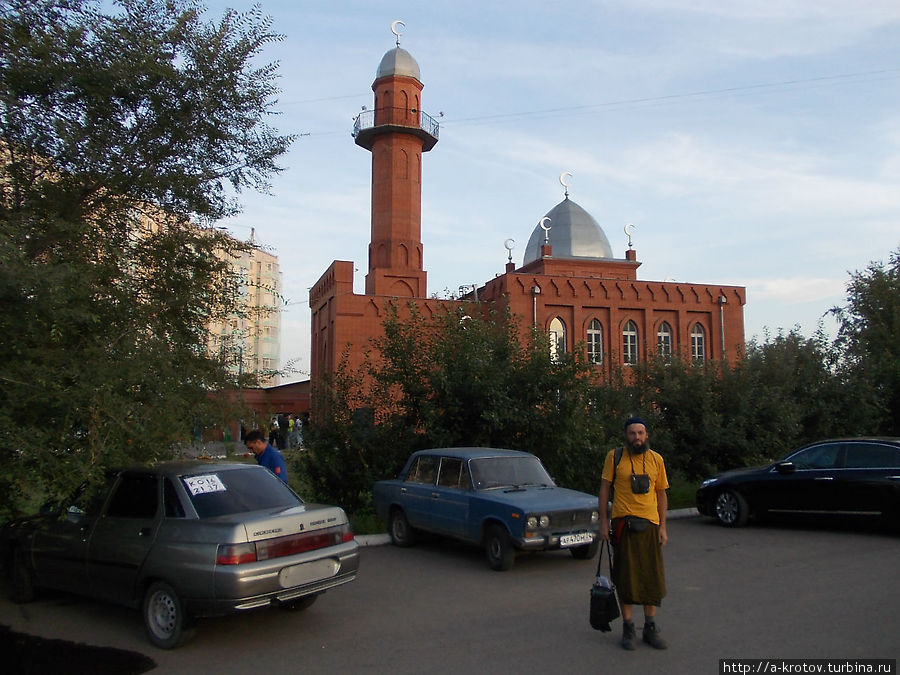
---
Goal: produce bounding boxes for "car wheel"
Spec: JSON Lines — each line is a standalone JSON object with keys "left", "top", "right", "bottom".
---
{"left": 484, "top": 524, "right": 515, "bottom": 571}
{"left": 715, "top": 489, "right": 749, "bottom": 527}
{"left": 10, "top": 547, "right": 35, "bottom": 604}
{"left": 570, "top": 538, "right": 600, "bottom": 560}
{"left": 143, "top": 581, "right": 194, "bottom": 649}
{"left": 280, "top": 594, "right": 318, "bottom": 611}
{"left": 389, "top": 508, "right": 416, "bottom": 547}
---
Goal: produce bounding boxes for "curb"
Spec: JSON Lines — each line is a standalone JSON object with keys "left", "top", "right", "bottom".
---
{"left": 355, "top": 533, "right": 392, "bottom": 547}
{"left": 354, "top": 508, "right": 699, "bottom": 547}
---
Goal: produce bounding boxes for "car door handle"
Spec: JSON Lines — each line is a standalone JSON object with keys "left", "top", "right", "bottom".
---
{"left": 400, "top": 487, "right": 408, "bottom": 494}
{"left": 431, "top": 492, "right": 440, "bottom": 498}
{"left": 138, "top": 527, "right": 152, "bottom": 537}
{"left": 814, "top": 477, "right": 834, "bottom": 481}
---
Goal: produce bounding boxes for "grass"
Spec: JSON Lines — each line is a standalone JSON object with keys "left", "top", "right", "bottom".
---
{"left": 666, "top": 472, "right": 698, "bottom": 510}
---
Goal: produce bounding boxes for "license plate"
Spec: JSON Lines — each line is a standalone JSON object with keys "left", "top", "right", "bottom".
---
{"left": 560, "top": 532, "right": 593, "bottom": 547}
{"left": 279, "top": 558, "right": 339, "bottom": 588}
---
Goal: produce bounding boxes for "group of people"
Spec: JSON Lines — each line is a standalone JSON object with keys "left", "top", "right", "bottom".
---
{"left": 264, "top": 413, "right": 304, "bottom": 450}
{"left": 245, "top": 413, "right": 670, "bottom": 651}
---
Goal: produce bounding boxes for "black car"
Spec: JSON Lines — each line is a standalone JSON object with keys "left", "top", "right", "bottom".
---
{"left": 696, "top": 438, "right": 900, "bottom": 527}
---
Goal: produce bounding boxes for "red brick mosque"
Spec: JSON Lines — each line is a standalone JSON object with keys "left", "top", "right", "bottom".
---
{"left": 309, "top": 36, "right": 746, "bottom": 388}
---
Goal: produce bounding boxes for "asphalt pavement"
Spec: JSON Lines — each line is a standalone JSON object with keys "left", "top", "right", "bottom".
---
{"left": 3, "top": 512, "right": 897, "bottom": 674}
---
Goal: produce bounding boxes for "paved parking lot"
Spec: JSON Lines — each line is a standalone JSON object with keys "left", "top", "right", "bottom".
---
{"left": 2, "top": 516, "right": 898, "bottom": 673}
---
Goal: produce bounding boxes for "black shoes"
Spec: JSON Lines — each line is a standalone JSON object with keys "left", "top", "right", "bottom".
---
{"left": 642, "top": 621, "right": 668, "bottom": 649}
{"left": 621, "top": 619, "right": 668, "bottom": 650}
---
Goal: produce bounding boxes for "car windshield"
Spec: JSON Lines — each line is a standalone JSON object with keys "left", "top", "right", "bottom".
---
{"left": 181, "top": 467, "right": 302, "bottom": 518}
{"left": 469, "top": 456, "right": 555, "bottom": 490}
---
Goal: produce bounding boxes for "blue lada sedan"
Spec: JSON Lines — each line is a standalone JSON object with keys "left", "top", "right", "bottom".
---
{"left": 373, "top": 448, "right": 600, "bottom": 570}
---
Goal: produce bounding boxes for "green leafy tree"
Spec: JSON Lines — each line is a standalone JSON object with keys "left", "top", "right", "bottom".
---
{"left": 831, "top": 247, "right": 900, "bottom": 435}
{"left": 0, "top": 0, "right": 292, "bottom": 517}
{"left": 304, "top": 305, "right": 610, "bottom": 511}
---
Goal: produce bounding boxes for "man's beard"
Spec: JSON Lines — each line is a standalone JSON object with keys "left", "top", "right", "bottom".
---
{"left": 627, "top": 438, "right": 648, "bottom": 454}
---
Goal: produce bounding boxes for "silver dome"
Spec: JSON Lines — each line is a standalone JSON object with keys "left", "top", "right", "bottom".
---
{"left": 376, "top": 47, "right": 421, "bottom": 81}
{"left": 523, "top": 197, "right": 614, "bottom": 265}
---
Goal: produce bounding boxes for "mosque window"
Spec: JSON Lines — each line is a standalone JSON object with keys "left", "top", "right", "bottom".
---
{"left": 587, "top": 319, "right": 603, "bottom": 364}
{"left": 691, "top": 323, "right": 706, "bottom": 362}
{"left": 657, "top": 322, "right": 673, "bottom": 358}
{"left": 623, "top": 320, "right": 638, "bottom": 365}
{"left": 549, "top": 318, "right": 566, "bottom": 362}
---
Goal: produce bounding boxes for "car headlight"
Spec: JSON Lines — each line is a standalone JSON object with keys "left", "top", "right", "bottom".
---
{"left": 526, "top": 515, "right": 550, "bottom": 529}
{"left": 590, "top": 511, "right": 599, "bottom": 524}
{"left": 700, "top": 478, "right": 718, "bottom": 488}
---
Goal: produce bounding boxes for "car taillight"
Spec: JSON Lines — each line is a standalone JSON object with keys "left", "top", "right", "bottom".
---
{"left": 216, "top": 543, "right": 257, "bottom": 565}
{"left": 217, "top": 524, "right": 355, "bottom": 565}
{"left": 256, "top": 523, "right": 354, "bottom": 560}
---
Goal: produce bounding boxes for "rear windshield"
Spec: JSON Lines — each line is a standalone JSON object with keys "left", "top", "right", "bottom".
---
{"left": 181, "top": 467, "right": 302, "bottom": 518}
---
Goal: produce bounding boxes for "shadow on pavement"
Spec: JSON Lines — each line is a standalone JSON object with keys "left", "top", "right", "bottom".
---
{"left": 2, "top": 624, "right": 156, "bottom": 674}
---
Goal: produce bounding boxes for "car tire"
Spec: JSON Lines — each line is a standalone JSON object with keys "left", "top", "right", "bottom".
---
{"left": 143, "top": 581, "right": 194, "bottom": 649}
{"left": 10, "top": 547, "right": 35, "bottom": 604}
{"left": 280, "top": 593, "right": 318, "bottom": 611}
{"left": 389, "top": 508, "right": 416, "bottom": 547}
{"left": 484, "top": 524, "right": 515, "bottom": 571}
{"left": 715, "top": 489, "right": 750, "bottom": 527}
{"left": 570, "top": 538, "right": 600, "bottom": 560}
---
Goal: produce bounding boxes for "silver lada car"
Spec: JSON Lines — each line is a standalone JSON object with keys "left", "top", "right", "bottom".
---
{"left": 1, "top": 461, "right": 360, "bottom": 648}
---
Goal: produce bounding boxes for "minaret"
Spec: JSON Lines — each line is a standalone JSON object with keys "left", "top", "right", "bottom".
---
{"left": 352, "top": 25, "right": 439, "bottom": 297}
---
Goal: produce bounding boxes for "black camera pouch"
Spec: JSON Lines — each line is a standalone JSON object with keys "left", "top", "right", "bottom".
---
{"left": 630, "top": 473, "right": 650, "bottom": 494}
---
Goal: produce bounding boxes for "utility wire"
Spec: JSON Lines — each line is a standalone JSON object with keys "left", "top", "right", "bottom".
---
{"left": 289, "top": 67, "right": 900, "bottom": 138}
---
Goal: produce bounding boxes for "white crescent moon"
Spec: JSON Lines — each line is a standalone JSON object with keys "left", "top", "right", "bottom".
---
{"left": 540, "top": 217, "right": 552, "bottom": 232}
{"left": 504, "top": 238, "right": 516, "bottom": 250}
{"left": 624, "top": 223, "right": 636, "bottom": 236}
{"left": 391, "top": 20, "right": 405, "bottom": 38}
{"left": 559, "top": 171, "right": 573, "bottom": 188}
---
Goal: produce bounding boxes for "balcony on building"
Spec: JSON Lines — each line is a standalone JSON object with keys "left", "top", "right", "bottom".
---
{"left": 352, "top": 107, "right": 440, "bottom": 152}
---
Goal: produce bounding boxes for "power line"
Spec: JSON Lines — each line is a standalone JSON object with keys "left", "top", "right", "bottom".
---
{"left": 440, "top": 68, "right": 900, "bottom": 127}
{"left": 289, "top": 67, "right": 900, "bottom": 138}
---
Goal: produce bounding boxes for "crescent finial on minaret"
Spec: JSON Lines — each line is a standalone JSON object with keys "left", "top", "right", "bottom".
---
{"left": 391, "top": 20, "right": 405, "bottom": 46}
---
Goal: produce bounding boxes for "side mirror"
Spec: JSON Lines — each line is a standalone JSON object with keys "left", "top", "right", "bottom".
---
{"left": 775, "top": 462, "right": 796, "bottom": 475}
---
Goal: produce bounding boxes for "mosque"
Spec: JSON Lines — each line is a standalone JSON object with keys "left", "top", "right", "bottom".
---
{"left": 309, "top": 35, "right": 746, "bottom": 387}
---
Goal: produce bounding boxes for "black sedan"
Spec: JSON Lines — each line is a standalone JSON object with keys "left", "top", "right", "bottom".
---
{"left": 696, "top": 438, "right": 900, "bottom": 527}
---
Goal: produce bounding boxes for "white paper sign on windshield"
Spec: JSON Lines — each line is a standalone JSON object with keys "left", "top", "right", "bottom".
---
{"left": 184, "top": 474, "right": 227, "bottom": 496}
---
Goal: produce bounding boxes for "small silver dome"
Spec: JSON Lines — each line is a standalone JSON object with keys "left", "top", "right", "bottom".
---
{"left": 376, "top": 47, "right": 421, "bottom": 81}
{"left": 523, "top": 197, "right": 614, "bottom": 264}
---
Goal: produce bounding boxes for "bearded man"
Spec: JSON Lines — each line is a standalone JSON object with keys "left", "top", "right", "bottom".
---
{"left": 598, "top": 417, "right": 669, "bottom": 650}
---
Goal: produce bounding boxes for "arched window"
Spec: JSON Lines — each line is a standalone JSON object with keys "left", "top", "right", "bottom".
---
{"left": 549, "top": 317, "right": 566, "bottom": 362}
{"left": 587, "top": 319, "right": 603, "bottom": 364}
{"left": 691, "top": 323, "right": 706, "bottom": 362}
{"left": 623, "top": 320, "right": 638, "bottom": 365}
{"left": 657, "top": 322, "right": 673, "bottom": 358}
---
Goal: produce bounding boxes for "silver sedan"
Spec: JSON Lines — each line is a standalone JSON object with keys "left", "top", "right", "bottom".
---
{"left": 1, "top": 461, "right": 360, "bottom": 648}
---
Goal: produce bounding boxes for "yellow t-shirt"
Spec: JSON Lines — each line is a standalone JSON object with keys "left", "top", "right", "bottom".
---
{"left": 602, "top": 447, "right": 669, "bottom": 524}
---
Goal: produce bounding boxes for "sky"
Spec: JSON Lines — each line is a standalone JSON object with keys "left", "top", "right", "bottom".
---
{"left": 204, "top": 0, "right": 900, "bottom": 384}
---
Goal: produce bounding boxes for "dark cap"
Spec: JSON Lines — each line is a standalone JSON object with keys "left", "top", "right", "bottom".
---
{"left": 624, "top": 416, "right": 648, "bottom": 431}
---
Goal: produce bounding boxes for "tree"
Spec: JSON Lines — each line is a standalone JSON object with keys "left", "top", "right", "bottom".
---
{"left": 831, "top": 247, "right": 900, "bottom": 435}
{"left": 304, "top": 304, "right": 609, "bottom": 512}
{"left": 0, "top": 0, "right": 293, "bottom": 517}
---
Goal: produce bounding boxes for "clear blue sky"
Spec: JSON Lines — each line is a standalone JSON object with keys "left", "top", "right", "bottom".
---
{"left": 205, "top": 0, "right": 900, "bottom": 383}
